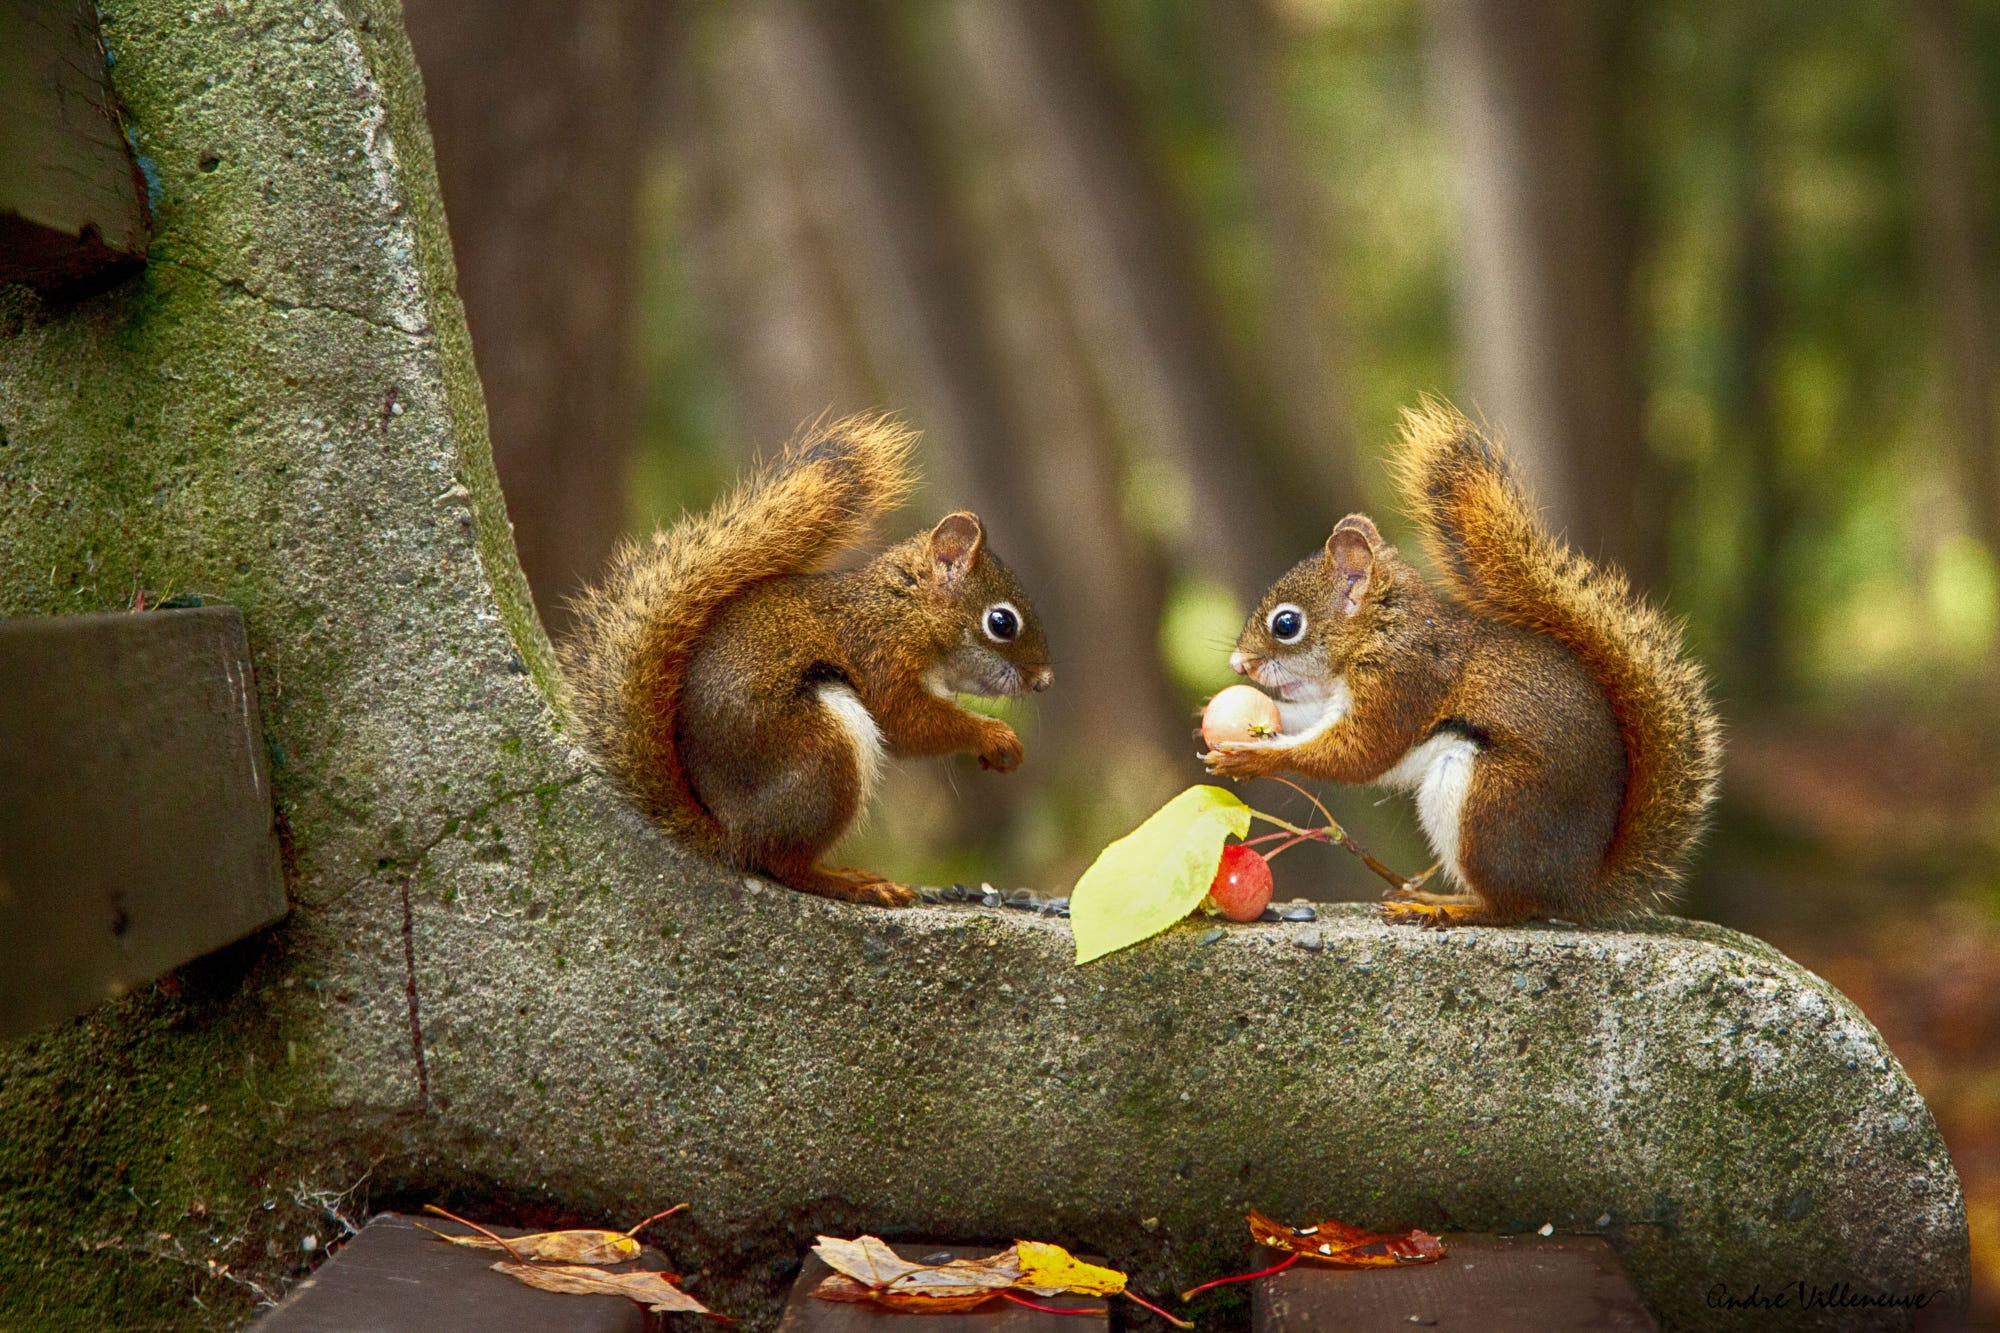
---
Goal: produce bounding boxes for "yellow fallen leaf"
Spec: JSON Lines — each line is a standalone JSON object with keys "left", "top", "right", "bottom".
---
{"left": 1016, "top": 1240, "right": 1127, "bottom": 1296}
{"left": 493, "top": 1261, "right": 709, "bottom": 1314}
{"left": 420, "top": 1222, "right": 640, "bottom": 1265}
{"left": 419, "top": 1202, "right": 686, "bottom": 1266}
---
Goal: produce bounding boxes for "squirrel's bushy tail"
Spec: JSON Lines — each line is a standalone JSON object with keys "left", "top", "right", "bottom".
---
{"left": 559, "top": 414, "right": 918, "bottom": 849}
{"left": 1394, "top": 399, "right": 1723, "bottom": 910}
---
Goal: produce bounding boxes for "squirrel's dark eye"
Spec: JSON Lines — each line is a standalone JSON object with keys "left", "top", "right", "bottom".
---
{"left": 983, "top": 602, "right": 1021, "bottom": 643}
{"left": 1268, "top": 604, "right": 1306, "bottom": 644}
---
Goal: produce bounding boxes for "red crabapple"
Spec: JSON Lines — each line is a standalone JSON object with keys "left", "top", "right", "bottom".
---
{"left": 1209, "top": 843, "right": 1273, "bottom": 922}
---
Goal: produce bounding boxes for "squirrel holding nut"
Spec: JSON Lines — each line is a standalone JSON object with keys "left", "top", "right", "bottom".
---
{"left": 561, "top": 414, "right": 1052, "bottom": 907}
{"left": 1205, "top": 400, "right": 1722, "bottom": 928}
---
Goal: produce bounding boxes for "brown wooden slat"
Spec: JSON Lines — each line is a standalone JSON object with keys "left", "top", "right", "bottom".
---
{"left": 0, "top": 0, "right": 151, "bottom": 291}
{"left": 1251, "top": 1232, "right": 1657, "bottom": 1332}
{"left": 253, "top": 1213, "right": 651, "bottom": 1333}
{"left": 779, "top": 1243, "right": 1109, "bottom": 1330}
{"left": 0, "top": 607, "right": 286, "bottom": 1038}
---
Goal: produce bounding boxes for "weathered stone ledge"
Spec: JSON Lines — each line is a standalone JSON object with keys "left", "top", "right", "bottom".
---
{"left": 380, "top": 813, "right": 1964, "bottom": 1330}
{"left": 0, "top": 0, "right": 1965, "bottom": 1327}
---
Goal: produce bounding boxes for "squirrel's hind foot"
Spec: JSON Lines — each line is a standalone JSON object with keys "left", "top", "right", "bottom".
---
{"left": 1377, "top": 894, "right": 1514, "bottom": 929}
{"left": 847, "top": 879, "right": 918, "bottom": 908}
{"left": 783, "top": 864, "right": 919, "bottom": 908}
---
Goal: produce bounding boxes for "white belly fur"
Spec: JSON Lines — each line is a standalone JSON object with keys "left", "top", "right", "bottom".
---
{"left": 1273, "top": 676, "right": 1352, "bottom": 748}
{"left": 816, "top": 683, "right": 886, "bottom": 815}
{"left": 1376, "top": 732, "right": 1479, "bottom": 885}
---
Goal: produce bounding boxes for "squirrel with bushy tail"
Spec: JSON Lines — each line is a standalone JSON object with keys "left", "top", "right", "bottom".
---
{"left": 1206, "top": 400, "right": 1723, "bottom": 928}
{"left": 561, "top": 415, "right": 1052, "bottom": 907}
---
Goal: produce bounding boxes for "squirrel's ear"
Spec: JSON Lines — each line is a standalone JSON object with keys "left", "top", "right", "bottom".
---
{"left": 1324, "top": 516, "right": 1377, "bottom": 617}
{"left": 1329, "top": 513, "right": 1381, "bottom": 546}
{"left": 928, "top": 511, "right": 985, "bottom": 588}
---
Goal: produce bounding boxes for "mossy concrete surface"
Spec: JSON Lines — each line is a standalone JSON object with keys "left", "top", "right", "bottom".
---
{"left": 0, "top": 1, "right": 1966, "bottom": 1329}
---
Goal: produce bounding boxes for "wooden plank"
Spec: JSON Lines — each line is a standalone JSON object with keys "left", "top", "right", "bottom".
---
{"left": 1252, "top": 1232, "right": 1657, "bottom": 1332}
{"left": 0, "top": 0, "right": 151, "bottom": 291}
{"left": 779, "top": 1243, "right": 1110, "bottom": 1330}
{"left": 0, "top": 606, "right": 286, "bottom": 1038}
{"left": 253, "top": 1212, "right": 651, "bottom": 1333}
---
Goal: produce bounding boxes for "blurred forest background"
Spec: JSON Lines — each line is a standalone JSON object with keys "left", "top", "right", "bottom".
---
{"left": 405, "top": 0, "right": 2000, "bottom": 1314}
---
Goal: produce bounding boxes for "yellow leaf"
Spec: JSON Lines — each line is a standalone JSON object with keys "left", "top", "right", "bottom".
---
{"left": 422, "top": 1224, "right": 640, "bottom": 1265}
{"left": 1016, "top": 1240, "right": 1127, "bottom": 1296}
{"left": 1071, "top": 785, "right": 1252, "bottom": 963}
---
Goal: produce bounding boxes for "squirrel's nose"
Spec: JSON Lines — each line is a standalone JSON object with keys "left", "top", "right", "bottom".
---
{"left": 1031, "top": 668, "right": 1053, "bottom": 692}
{"left": 1229, "top": 651, "right": 1253, "bottom": 676}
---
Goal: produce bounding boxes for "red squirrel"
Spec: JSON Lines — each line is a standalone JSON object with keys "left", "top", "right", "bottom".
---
{"left": 1204, "top": 401, "right": 1722, "bottom": 927}
{"left": 560, "top": 415, "right": 1052, "bottom": 907}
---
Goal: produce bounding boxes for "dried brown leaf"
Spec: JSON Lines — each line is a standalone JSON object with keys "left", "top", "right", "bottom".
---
{"left": 810, "top": 1237, "right": 1148, "bottom": 1319}
{"left": 812, "top": 1235, "right": 1024, "bottom": 1296}
{"left": 493, "top": 1261, "right": 710, "bottom": 1314}
{"left": 810, "top": 1234, "right": 925, "bottom": 1287}
{"left": 1246, "top": 1207, "right": 1446, "bottom": 1266}
{"left": 811, "top": 1273, "right": 1000, "bottom": 1314}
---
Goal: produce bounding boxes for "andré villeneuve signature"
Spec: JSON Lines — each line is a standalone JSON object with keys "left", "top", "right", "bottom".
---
{"left": 1707, "top": 1280, "right": 1946, "bottom": 1313}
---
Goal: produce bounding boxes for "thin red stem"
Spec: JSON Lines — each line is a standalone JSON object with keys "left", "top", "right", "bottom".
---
{"left": 420, "top": 1204, "right": 528, "bottom": 1264}
{"left": 1122, "top": 1289, "right": 1197, "bottom": 1328}
{"left": 1261, "top": 831, "right": 1328, "bottom": 861}
{"left": 1254, "top": 777, "right": 1426, "bottom": 894}
{"left": 623, "top": 1203, "right": 689, "bottom": 1237}
{"left": 1179, "top": 1251, "right": 1300, "bottom": 1300}
{"left": 999, "top": 1291, "right": 1106, "bottom": 1318}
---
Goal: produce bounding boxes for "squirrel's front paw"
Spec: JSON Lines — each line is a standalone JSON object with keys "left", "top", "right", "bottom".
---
{"left": 1202, "top": 741, "right": 1279, "bottom": 781}
{"left": 978, "top": 724, "right": 1024, "bottom": 773}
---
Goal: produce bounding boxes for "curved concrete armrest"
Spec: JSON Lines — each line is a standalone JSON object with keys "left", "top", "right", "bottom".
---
{"left": 0, "top": 1, "right": 1966, "bottom": 1327}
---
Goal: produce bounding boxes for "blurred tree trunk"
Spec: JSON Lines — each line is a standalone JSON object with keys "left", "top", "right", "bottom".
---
{"left": 1205, "top": 0, "right": 1365, "bottom": 513}
{"left": 404, "top": 0, "right": 672, "bottom": 633}
{"left": 952, "top": 0, "right": 1304, "bottom": 601}
{"left": 1430, "top": 0, "right": 1658, "bottom": 588}
{"left": 1903, "top": 0, "right": 2000, "bottom": 556}
{"left": 972, "top": 180, "right": 1192, "bottom": 779}
{"left": 669, "top": 8, "right": 878, "bottom": 457}
{"left": 1708, "top": 5, "right": 1789, "bottom": 700}
{"left": 732, "top": 1, "right": 1026, "bottom": 546}
{"left": 1733, "top": 191, "right": 1789, "bottom": 698}
{"left": 749, "top": 1, "right": 1186, "bottom": 759}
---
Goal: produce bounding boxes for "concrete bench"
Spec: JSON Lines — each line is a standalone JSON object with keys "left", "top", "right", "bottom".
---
{"left": 0, "top": 0, "right": 1968, "bottom": 1327}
